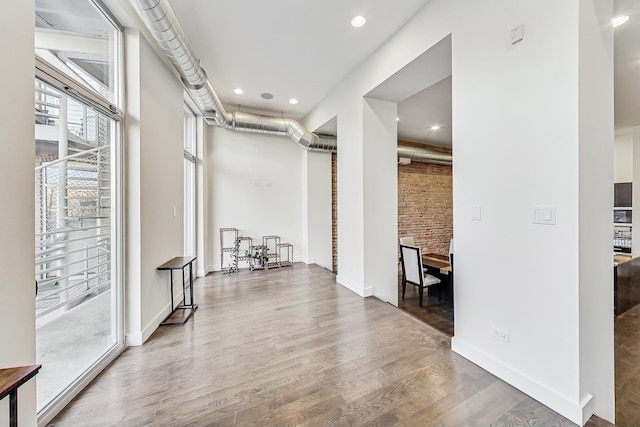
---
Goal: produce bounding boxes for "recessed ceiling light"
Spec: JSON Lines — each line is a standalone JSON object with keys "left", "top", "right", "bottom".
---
{"left": 396, "top": 117, "right": 400, "bottom": 121}
{"left": 289, "top": 98, "right": 298, "bottom": 105}
{"left": 261, "top": 92, "right": 274, "bottom": 100}
{"left": 613, "top": 15, "right": 630, "bottom": 28}
{"left": 431, "top": 125, "right": 440, "bottom": 130}
{"left": 234, "top": 88, "right": 244, "bottom": 95}
{"left": 351, "top": 15, "right": 366, "bottom": 28}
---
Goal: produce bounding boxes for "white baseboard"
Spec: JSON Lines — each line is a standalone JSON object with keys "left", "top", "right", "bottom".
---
{"left": 197, "top": 265, "right": 214, "bottom": 277}
{"left": 451, "top": 337, "right": 590, "bottom": 425}
{"left": 126, "top": 291, "right": 184, "bottom": 347}
{"left": 125, "top": 332, "right": 143, "bottom": 347}
{"left": 336, "top": 275, "right": 373, "bottom": 297}
{"left": 305, "top": 257, "right": 316, "bottom": 264}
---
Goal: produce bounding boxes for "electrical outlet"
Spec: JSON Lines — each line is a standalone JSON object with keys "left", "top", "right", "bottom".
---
{"left": 492, "top": 327, "right": 510, "bottom": 343}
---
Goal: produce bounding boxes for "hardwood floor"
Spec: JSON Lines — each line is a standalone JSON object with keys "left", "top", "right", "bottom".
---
{"left": 51, "top": 264, "right": 605, "bottom": 426}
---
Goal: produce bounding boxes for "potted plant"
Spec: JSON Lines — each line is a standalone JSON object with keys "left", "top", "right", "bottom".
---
{"left": 224, "top": 235, "right": 243, "bottom": 274}
{"left": 246, "top": 245, "right": 268, "bottom": 268}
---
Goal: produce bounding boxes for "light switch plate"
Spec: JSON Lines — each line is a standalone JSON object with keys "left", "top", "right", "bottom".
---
{"left": 511, "top": 25, "right": 524, "bottom": 45}
{"left": 532, "top": 206, "right": 556, "bottom": 225}
{"left": 472, "top": 205, "right": 482, "bottom": 221}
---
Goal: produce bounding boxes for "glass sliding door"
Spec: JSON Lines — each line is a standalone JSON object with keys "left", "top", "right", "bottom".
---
{"left": 34, "top": 0, "right": 124, "bottom": 422}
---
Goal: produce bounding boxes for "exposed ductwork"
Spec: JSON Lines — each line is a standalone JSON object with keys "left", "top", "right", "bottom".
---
{"left": 397, "top": 145, "right": 452, "bottom": 165}
{"left": 128, "top": 0, "right": 451, "bottom": 164}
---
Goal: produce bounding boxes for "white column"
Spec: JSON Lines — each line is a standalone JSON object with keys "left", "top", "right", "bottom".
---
{"left": 335, "top": 102, "right": 366, "bottom": 295}
{"left": 363, "top": 98, "right": 398, "bottom": 305}
{"left": 196, "top": 117, "right": 209, "bottom": 277}
{"left": 0, "top": 1, "right": 37, "bottom": 425}
{"left": 577, "top": 0, "right": 614, "bottom": 422}
{"left": 301, "top": 150, "right": 332, "bottom": 269}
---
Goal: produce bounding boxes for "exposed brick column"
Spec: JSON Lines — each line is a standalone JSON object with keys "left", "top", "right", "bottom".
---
{"left": 331, "top": 153, "right": 337, "bottom": 273}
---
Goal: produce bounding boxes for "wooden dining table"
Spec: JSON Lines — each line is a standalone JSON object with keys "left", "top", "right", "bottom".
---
{"left": 422, "top": 253, "right": 453, "bottom": 305}
{"left": 422, "top": 253, "right": 451, "bottom": 274}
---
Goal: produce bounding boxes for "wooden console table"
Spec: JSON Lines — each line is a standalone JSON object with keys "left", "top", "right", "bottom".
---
{"left": 157, "top": 256, "right": 198, "bottom": 325}
{"left": 0, "top": 364, "right": 41, "bottom": 427}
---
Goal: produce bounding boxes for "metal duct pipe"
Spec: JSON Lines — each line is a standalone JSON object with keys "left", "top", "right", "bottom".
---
{"left": 128, "top": 0, "right": 451, "bottom": 163}
{"left": 397, "top": 145, "right": 452, "bottom": 165}
{"left": 129, "top": 0, "right": 336, "bottom": 152}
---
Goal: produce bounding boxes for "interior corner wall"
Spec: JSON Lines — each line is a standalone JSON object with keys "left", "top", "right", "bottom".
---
{"left": 125, "top": 31, "right": 184, "bottom": 345}
{"left": 578, "top": 0, "right": 614, "bottom": 422}
{"left": 0, "top": 3, "right": 37, "bottom": 425}
{"left": 334, "top": 100, "right": 367, "bottom": 295}
{"left": 304, "top": 0, "right": 613, "bottom": 423}
{"left": 302, "top": 150, "right": 333, "bottom": 270}
{"left": 363, "top": 98, "right": 398, "bottom": 304}
{"left": 614, "top": 131, "right": 632, "bottom": 183}
{"left": 207, "top": 127, "right": 304, "bottom": 271}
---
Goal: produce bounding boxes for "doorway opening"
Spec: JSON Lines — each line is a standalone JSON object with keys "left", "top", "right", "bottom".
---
{"left": 362, "top": 35, "right": 454, "bottom": 335}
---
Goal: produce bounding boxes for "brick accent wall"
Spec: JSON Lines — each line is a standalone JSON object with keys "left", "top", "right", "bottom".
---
{"left": 330, "top": 144, "right": 451, "bottom": 274}
{"left": 397, "top": 143, "right": 453, "bottom": 257}
{"left": 331, "top": 153, "right": 338, "bottom": 273}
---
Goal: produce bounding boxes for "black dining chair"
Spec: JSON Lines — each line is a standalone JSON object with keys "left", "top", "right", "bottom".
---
{"left": 399, "top": 244, "right": 441, "bottom": 307}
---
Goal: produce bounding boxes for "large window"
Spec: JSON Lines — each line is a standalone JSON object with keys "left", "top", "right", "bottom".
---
{"left": 34, "top": 0, "right": 124, "bottom": 423}
{"left": 184, "top": 105, "right": 196, "bottom": 256}
{"left": 35, "top": 0, "right": 121, "bottom": 108}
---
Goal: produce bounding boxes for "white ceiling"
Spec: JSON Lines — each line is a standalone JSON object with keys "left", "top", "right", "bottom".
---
{"left": 162, "top": 1, "right": 639, "bottom": 145}
{"left": 168, "top": 0, "right": 431, "bottom": 120}
{"left": 397, "top": 77, "right": 452, "bottom": 147}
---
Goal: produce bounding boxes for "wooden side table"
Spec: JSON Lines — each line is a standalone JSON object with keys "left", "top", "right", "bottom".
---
{"left": 0, "top": 364, "right": 41, "bottom": 427}
{"left": 157, "top": 256, "right": 198, "bottom": 325}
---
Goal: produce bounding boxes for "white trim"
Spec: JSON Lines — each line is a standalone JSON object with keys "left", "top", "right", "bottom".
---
{"left": 35, "top": 56, "right": 121, "bottom": 118}
{"left": 451, "top": 337, "right": 590, "bottom": 425}
{"left": 305, "top": 257, "right": 316, "bottom": 264}
{"left": 197, "top": 265, "right": 213, "bottom": 277}
{"left": 126, "top": 291, "right": 185, "bottom": 346}
{"left": 125, "top": 331, "right": 143, "bottom": 347}
{"left": 336, "top": 275, "right": 373, "bottom": 297}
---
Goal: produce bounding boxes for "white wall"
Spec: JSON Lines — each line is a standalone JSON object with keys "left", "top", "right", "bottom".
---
{"left": 196, "top": 117, "right": 211, "bottom": 277}
{"left": 304, "top": 0, "right": 613, "bottom": 424}
{"left": 335, "top": 100, "right": 366, "bottom": 295}
{"left": 0, "top": 3, "right": 37, "bottom": 425}
{"left": 302, "top": 151, "right": 333, "bottom": 270}
{"left": 125, "top": 32, "right": 185, "bottom": 345}
{"left": 363, "top": 98, "right": 398, "bottom": 304}
{"left": 615, "top": 131, "right": 633, "bottom": 183}
{"left": 208, "top": 127, "right": 305, "bottom": 271}
{"left": 578, "top": 1, "right": 614, "bottom": 421}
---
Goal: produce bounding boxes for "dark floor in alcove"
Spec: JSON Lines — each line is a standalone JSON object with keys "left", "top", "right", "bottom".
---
{"left": 397, "top": 276, "right": 454, "bottom": 337}
{"left": 615, "top": 302, "right": 640, "bottom": 426}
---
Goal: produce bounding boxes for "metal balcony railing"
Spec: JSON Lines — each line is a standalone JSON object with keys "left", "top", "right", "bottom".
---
{"left": 35, "top": 144, "right": 111, "bottom": 319}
